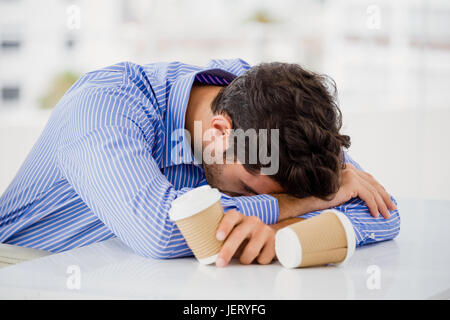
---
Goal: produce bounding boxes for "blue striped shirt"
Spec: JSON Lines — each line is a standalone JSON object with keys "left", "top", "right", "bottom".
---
{"left": 0, "top": 59, "right": 400, "bottom": 258}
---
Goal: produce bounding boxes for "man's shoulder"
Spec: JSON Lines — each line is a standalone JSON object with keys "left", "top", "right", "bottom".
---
{"left": 53, "top": 62, "right": 163, "bottom": 133}
{"left": 65, "top": 62, "right": 128, "bottom": 95}
{"left": 60, "top": 62, "right": 161, "bottom": 112}
{"left": 55, "top": 58, "right": 252, "bottom": 125}
{"left": 68, "top": 58, "right": 251, "bottom": 94}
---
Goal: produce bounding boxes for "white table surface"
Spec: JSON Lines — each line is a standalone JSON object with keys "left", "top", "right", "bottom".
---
{"left": 0, "top": 198, "right": 449, "bottom": 299}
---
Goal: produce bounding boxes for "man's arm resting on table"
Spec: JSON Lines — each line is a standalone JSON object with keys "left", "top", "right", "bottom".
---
{"left": 271, "top": 162, "right": 397, "bottom": 222}
{"left": 270, "top": 160, "right": 401, "bottom": 246}
{"left": 214, "top": 154, "right": 401, "bottom": 266}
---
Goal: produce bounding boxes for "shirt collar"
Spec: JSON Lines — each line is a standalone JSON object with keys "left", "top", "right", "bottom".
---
{"left": 161, "top": 64, "right": 242, "bottom": 168}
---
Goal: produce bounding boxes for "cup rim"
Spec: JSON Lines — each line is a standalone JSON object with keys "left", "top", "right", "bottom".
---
{"left": 168, "top": 185, "right": 221, "bottom": 221}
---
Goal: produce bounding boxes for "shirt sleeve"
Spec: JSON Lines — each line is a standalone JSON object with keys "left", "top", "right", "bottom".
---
{"left": 220, "top": 194, "right": 279, "bottom": 225}
{"left": 298, "top": 152, "right": 401, "bottom": 247}
{"left": 55, "top": 86, "right": 279, "bottom": 259}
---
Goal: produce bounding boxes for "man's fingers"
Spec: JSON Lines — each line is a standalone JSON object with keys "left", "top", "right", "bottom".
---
{"left": 217, "top": 222, "right": 253, "bottom": 267}
{"left": 239, "top": 227, "right": 268, "bottom": 265}
{"left": 375, "top": 184, "right": 396, "bottom": 212}
{"left": 232, "top": 239, "right": 249, "bottom": 258}
{"left": 357, "top": 181, "right": 379, "bottom": 218}
{"left": 387, "top": 198, "right": 397, "bottom": 211}
{"left": 256, "top": 230, "right": 276, "bottom": 265}
{"left": 373, "top": 189, "right": 390, "bottom": 219}
{"left": 360, "top": 178, "right": 388, "bottom": 218}
{"left": 360, "top": 172, "right": 397, "bottom": 213}
{"left": 216, "top": 210, "right": 243, "bottom": 241}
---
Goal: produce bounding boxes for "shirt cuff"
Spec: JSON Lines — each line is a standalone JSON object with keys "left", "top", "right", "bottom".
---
{"left": 228, "top": 194, "right": 279, "bottom": 225}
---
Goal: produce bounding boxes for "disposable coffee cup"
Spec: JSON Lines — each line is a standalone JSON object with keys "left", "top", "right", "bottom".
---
{"left": 169, "top": 185, "right": 224, "bottom": 265}
{"left": 275, "top": 209, "right": 356, "bottom": 268}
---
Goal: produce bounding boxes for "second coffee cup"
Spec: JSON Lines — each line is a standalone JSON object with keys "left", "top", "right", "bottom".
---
{"left": 275, "top": 209, "right": 356, "bottom": 268}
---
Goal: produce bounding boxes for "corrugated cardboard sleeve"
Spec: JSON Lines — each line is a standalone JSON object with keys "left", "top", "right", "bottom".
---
{"left": 174, "top": 201, "right": 224, "bottom": 259}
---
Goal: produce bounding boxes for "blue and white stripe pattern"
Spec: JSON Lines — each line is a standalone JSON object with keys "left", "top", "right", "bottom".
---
{"left": 0, "top": 59, "right": 400, "bottom": 258}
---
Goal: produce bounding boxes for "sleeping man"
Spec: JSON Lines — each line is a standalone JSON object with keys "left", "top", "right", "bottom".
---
{"left": 0, "top": 59, "right": 400, "bottom": 267}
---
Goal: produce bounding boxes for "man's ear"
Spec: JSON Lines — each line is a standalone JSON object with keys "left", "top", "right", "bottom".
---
{"left": 206, "top": 114, "right": 233, "bottom": 150}
{"left": 210, "top": 114, "right": 233, "bottom": 136}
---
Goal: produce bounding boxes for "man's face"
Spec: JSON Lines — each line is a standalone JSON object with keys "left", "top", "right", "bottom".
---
{"left": 203, "top": 159, "right": 283, "bottom": 197}
{"left": 200, "top": 113, "right": 283, "bottom": 197}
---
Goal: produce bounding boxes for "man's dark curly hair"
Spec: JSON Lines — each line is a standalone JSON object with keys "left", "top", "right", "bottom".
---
{"left": 210, "top": 62, "right": 351, "bottom": 200}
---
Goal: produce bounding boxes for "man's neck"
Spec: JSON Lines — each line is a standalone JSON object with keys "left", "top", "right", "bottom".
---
{"left": 185, "top": 84, "right": 223, "bottom": 149}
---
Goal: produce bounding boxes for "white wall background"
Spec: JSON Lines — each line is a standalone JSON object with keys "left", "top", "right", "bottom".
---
{"left": 1, "top": 0, "right": 449, "bottom": 200}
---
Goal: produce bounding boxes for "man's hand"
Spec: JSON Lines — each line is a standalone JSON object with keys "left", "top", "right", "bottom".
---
{"left": 273, "top": 163, "right": 397, "bottom": 221}
{"left": 215, "top": 210, "right": 276, "bottom": 268}
{"left": 330, "top": 163, "right": 396, "bottom": 219}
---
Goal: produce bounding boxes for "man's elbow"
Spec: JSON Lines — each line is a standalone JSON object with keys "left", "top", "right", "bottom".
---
{"left": 375, "top": 195, "right": 401, "bottom": 243}
{"left": 357, "top": 195, "right": 401, "bottom": 246}
{"left": 387, "top": 196, "right": 401, "bottom": 240}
